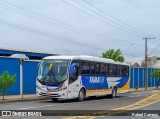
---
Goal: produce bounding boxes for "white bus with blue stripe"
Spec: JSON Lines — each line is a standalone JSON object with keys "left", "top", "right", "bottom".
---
{"left": 36, "top": 55, "right": 130, "bottom": 101}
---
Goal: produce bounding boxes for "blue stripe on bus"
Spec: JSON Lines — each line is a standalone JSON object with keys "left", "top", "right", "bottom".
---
{"left": 81, "top": 76, "right": 108, "bottom": 90}
{"left": 115, "top": 77, "right": 129, "bottom": 88}
{"left": 81, "top": 76, "right": 129, "bottom": 90}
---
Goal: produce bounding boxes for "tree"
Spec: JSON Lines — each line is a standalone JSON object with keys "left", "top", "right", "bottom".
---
{"left": 150, "top": 69, "right": 160, "bottom": 88}
{"left": 102, "top": 49, "right": 125, "bottom": 62}
{"left": 0, "top": 71, "right": 16, "bottom": 100}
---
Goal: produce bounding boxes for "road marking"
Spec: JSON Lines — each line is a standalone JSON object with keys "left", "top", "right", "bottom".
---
{"left": 17, "top": 104, "right": 56, "bottom": 110}
{"left": 17, "top": 106, "right": 38, "bottom": 110}
{"left": 113, "top": 93, "right": 160, "bottom": 110}
{"left": 62, "top": 93, "right": 160, "bottom": 119}
{"left": 151, "top": 90, "right": 160, "bottom": 93}
{"left": 39, "top": 104, "right": 56, "bottom": 107}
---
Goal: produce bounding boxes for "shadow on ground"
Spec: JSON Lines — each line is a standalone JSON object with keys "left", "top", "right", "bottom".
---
{"left": 38, "top": 95, "right": 125, "bottom": 104}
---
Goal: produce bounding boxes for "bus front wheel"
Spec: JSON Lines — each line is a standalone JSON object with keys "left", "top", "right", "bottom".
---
{"left": 77, "top": 88, "right": 85, "bottom": 102}
{"left": 51, "top": 98, "right": 58, "bottom": 102}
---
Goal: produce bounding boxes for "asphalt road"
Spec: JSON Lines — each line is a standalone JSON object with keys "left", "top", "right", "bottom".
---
{"left": 95, "top": 102, "right": 160, "bottom": 119}
{"left": 0, "top": 90, "right": 159, "bottom": 119}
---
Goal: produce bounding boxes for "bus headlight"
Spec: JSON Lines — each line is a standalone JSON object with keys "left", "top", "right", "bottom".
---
{"left": 36, "top": 85, "right": 42, "bottom": 90}
{"left": 58, "top": 83, "right": 67, "bottom": 91}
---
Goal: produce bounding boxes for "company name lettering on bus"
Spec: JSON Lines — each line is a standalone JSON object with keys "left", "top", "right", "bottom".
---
{"left": 89, "top": 77, "right": 105, "bottom": 83}
{"left": 54, "top": 60, "right": 63, "bottom": 62}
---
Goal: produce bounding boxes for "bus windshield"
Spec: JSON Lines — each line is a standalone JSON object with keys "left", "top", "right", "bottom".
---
{"left": 37, "top": 59, "right": 70, "bottom": 85}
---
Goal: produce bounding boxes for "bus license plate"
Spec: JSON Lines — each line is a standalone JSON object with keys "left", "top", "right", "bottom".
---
{"left": 47, "top": 92, "right": 51, "bottom": 95}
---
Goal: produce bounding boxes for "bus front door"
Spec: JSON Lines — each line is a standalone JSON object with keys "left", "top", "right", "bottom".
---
{"left": 68, "top": 78, "right": 80, "bottom": 99}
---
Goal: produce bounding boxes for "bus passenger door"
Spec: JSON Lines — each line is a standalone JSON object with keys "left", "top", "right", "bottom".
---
{"left": 68, "top": 63, "right": 80, "bottom": 99}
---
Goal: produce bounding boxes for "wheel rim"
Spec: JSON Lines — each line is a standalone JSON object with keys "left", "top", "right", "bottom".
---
{"left": 80, "top": 90, "right": 84, "bottom": 99}
{"left": 113, "top": 88, "right": 116, "bottom": 97}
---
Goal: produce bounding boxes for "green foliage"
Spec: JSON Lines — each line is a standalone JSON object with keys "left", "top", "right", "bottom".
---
{"left": 0, "top": 71, "right": 16, "bottom": 100}
{"left": 150, "top": 69, "right": 160, "bottom": 79}
{"left": 135, "top": 86, "right": 139, "bottom": 90}
{"left": 150, "top": 69, "right": 160, "bottom": 88}
{"left": 102, "top": 49, "right": 125, "bottom": 62}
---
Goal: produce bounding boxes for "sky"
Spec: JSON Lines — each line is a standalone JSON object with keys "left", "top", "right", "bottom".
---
{"left": 0, "top": 0, "right": 160, "bottom": 61}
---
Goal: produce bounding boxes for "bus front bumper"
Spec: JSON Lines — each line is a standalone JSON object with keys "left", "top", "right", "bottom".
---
{"left": 37, "top": 90, "right": 67, "bottom": 99}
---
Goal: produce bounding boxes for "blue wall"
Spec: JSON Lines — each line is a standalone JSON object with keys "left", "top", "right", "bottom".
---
{"left": 130, "top": 68, "right": 160, "bottom": 88}
{"left": 23, "top": 61, "right": 40, "bottom": 94}
{"left": 0, "top": 58, "right": 20, "bottom": 95}
{"left": 0, "top": 57, "right": 39, "bottom": 95}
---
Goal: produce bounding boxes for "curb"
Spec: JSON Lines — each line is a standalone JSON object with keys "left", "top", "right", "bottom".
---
{"left": 128, "top": 88, "right": 160, "bottom": 93}
{"left": 0, "top": 97, "right": 48, "bottom": 103}
{"left": 0, "top": 88, "right": 159, "bottom": 103}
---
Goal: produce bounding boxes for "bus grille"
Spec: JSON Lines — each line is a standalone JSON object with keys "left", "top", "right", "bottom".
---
{"left": 39, "top": 92, "right": 61, "bottom": 97}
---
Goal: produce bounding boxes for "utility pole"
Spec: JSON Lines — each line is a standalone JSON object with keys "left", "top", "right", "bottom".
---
{"left": 144, "top": 37, "right": 155, "bottom": 90}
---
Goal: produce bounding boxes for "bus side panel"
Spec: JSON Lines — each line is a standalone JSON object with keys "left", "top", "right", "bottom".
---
{"left": 116, "top": 77, "right": 130, "bottom": 93}
{"left": 81, "top": 76, "right": 129, "bottom": 96}
{"left": 81, "top": 76, "right": 111, "bottom": 96}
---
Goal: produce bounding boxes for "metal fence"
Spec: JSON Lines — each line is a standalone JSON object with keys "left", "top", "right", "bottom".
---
{"left": 0, "top": 57, "right": 40, "bottom": 95}
{"left": 130, "top": 68, "right": 159, "bottom": 88}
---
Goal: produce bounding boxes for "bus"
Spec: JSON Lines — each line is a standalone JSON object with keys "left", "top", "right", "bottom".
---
{"left": 36, "top": 55, "right": 130, "bottom": 102}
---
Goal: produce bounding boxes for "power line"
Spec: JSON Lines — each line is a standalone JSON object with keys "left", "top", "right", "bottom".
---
{"left": 0, "top": 18, "right": 143, "bottom": 59}
{"left": 62, "top": 0, "right": 144, "bottom": 37}
{"left": 73, "top": 0, "right": 146, "bottom": 37}
{"left": 0, "top": 0, "right": 154, "bottom": 59}
{"left": 0, "top": 0, "right": 148, "bottom": 48}
{"left": 148, "top": 44, "right": 160, "bottom": 56}
{"left": 81, "top": 0, "right": 155, "bottom": 38}
{"left": 0, "top": 18, "right": 106, "bottom": 52}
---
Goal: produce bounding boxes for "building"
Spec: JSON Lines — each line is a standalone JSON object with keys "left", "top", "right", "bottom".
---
{"left": 128, "top": 56, "right": 160, "bottom": 68}
{"left": 141, "top": 56, "right": 160, "bottom": 68}
{"left": 0, "top": 47, "right": 59, "bottom": 60}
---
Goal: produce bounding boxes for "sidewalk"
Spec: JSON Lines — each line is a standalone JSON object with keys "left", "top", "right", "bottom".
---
{"left": 0, "top": 94, "right": 47, "bottom": 103}
{"left": 0, "top": 87, "right": 159, "bottom": 103}
{"left": 129, "top": 87, "right": 160, "bottom": 92}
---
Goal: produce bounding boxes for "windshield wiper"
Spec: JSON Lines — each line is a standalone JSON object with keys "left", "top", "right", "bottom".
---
{"left": 42, "top": 67, "right": 58, "bottom": 83}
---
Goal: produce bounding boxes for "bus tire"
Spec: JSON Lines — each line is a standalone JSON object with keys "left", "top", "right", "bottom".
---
{"left": 51, "top": 98, "right": 58, "bottom": 102}
{"left": 77, "top": 88, "right": 85, "bottom": 102}
{"left": 111, "top": 87, "right": 117, "bottom": 98}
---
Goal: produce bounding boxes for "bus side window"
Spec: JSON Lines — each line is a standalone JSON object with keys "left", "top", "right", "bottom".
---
{"left": 105, "top": 64, "right": 109, "bottom": 75}
{"left": 116, "top": 65, "right": 120, "bottom": 76}
{"left": 90, "top": 62, "right": 95, "bottom": 75}
{"left": 109, "top": 64, "right": 117, "bottom": 76}
{"left": 113, "top": 65, "right": 117, "bottom": 75}
{"left": 86, "top": 62, "right": 90, "bottom": 74}
{"left": 123, "top": 66, "right": 129, "bottom": 76}
{"left": 109, "top": 64, "right": 113, "bottom": 75}
{"left": 100, "top": 63, "right": 106, "bottom": 75}
{"left": 69, "top": 63, "right": 79, "bottom": 84}
{"left": 126, "top": 66, "right": 129, "bottom": 76}
{"left": 82, "top": 62, "right": 86, "bottom": 74}
{"left": 81, "top": 61, "right": 90, "bottom": 75}
{"left": 119, "top": 66, "right": 123, "bottom": 76}
{"left": 95, "top": 63, "right": 100, "bottom": 74}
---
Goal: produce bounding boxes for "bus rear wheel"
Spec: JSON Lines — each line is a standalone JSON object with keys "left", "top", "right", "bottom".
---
{"left": 111, "top": 87, "right": 117, "bottom": 98}
{"left": 77, "top": 88, "right": 85, "bottom": 102}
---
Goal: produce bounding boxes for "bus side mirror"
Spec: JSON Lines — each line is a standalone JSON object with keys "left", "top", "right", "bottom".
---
{"left": 37, "top": 63, "right": 40, "bottom": 71}
{"left": 69, "top": 63, "right": 79, "bottom": 78}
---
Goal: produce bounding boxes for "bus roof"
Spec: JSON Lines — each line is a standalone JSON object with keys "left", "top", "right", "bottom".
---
{"left": 43, "top": 55, "right": 129, "bottom": 66}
